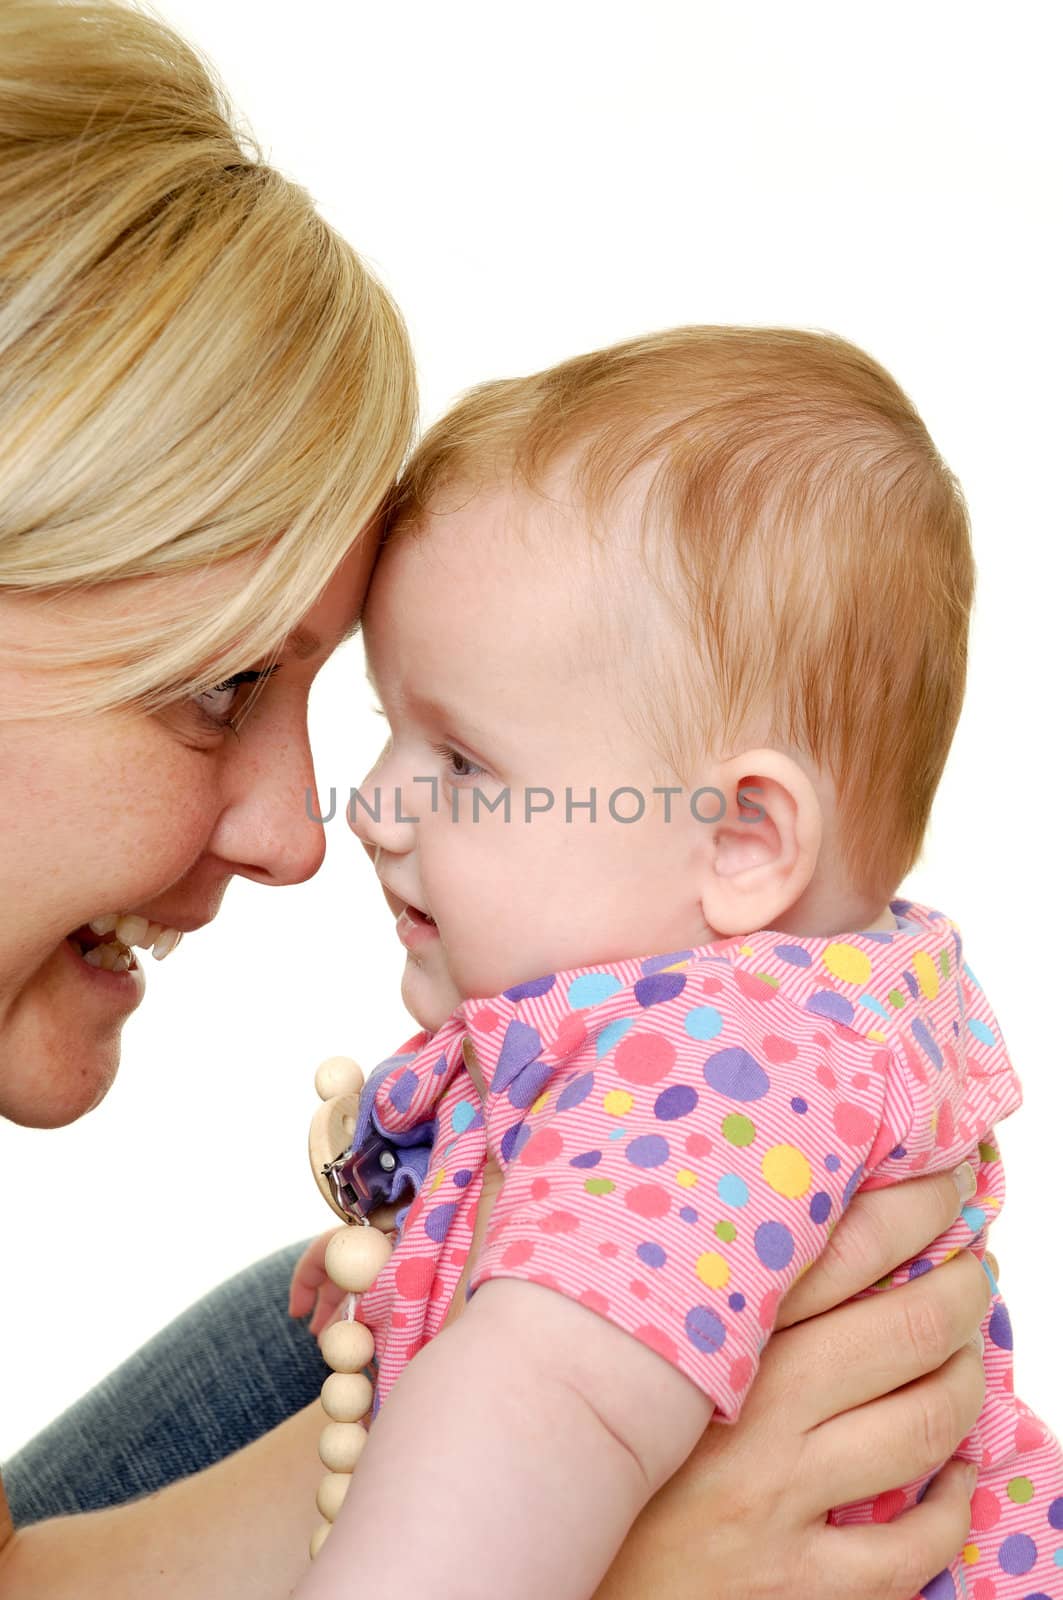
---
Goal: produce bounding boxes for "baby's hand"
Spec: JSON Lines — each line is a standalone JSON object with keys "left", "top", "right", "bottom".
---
{"left": 289, "top": 1228, "right": 349, "bottom": 1337}
{"left": 290, "top": 1206, "right": 402, "bottom": 1339}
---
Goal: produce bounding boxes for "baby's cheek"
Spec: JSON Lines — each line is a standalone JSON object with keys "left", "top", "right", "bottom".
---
{"left": 433, "top": 829, "right": 571, "bottom": 994}
{"left": 447, "top": 922, "right": 515, "bottom": 999}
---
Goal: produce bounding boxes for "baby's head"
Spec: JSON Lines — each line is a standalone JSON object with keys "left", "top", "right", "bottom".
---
{"left": 357, "top": 328, "right": 973, "bottom": 1031}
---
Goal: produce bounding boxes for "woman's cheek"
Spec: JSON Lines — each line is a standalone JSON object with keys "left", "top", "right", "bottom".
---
{"left": 101, "top": 741, "right": 224, "bottom": 897}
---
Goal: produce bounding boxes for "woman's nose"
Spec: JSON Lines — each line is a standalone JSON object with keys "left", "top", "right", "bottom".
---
{"left": 209, "top": 720, "right": 328, "bottom": 887}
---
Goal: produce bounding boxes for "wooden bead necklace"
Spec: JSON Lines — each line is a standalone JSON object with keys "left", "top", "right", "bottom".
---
{"left": 304, "top": 1037, "right": 487, "bottom": 1558}
{"left": 305, "top": 1054, "right": 393, "bottom": 1560}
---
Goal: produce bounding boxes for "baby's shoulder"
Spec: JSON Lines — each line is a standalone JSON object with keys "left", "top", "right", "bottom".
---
{"left": 464, "top": 902, "right": 987, "bottom": 1108}
{"left": 705, "top": 901, "right": 964, "bottom": 1061}
{"left": 702, "top": 904, "right": 1021, "bottom": 1162}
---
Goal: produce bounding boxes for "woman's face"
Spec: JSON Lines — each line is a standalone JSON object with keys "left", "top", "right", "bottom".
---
{"left": 0, "top": 540, "right": 375, "bottom": 1129}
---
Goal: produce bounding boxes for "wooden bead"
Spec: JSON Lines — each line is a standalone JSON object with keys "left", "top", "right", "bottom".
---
{"left": 324, "top": 1224, "right": 391, "bottom": 1293}
{"left": 309, "top": 1522, "right": 331, "bottom": 1559}
{"left": 320, "top": 1319, "right": 375, "bottom": 1374}
{"left": 319, "top": 1421, "right": 368, "bottom": 1473}
{"left": 316, "top": 1471, "right": 351, "bottom": 1523}
{"left": 321, "top": 1371, "right": 373, "bottom": 1422}
{"left": 315, "top": 1056, "right": 365, "bottom": 1102}
{"left": 308, "top": 1092, "right": 362, "bottom": 1220}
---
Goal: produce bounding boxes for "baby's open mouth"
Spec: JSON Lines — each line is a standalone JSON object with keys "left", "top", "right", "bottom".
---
{"left": 67, "top": 913, "right": 183, "bottom": 972}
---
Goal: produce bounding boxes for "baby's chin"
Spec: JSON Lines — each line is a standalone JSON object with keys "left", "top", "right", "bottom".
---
{"left": 400, "top": 956, "right": 464, "bottom": 1034}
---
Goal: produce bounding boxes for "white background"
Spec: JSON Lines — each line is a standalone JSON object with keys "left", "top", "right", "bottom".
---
{"left": 2, "top": 0, "right": 1061, "bottom": 1457}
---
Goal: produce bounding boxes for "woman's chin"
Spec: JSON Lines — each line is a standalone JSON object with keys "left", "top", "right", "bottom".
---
{"left": 0, "top": 1000, "right": 123, "bottom": 1127}
{"left": 0, "top": 935, "right": 146, "bottom": 1125}
{"left": 4, "top": 1043, "right": 120, "bottom": 1127}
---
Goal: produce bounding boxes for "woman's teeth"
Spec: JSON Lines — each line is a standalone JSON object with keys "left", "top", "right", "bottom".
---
{"left": 83, "top": 942, "right": 135, "bottom": 972}
{"left": 82, "top": 913, "right": 183, "bottom": 965}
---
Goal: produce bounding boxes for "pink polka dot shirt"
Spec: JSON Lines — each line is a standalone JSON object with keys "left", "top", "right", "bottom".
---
{"left": 352, "top": 901, "right": 1062, "bottom": 1598}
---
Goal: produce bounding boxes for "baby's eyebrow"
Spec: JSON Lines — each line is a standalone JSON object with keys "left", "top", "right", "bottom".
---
{"left": 408, "top": 687, "right": 496, "bottom": 745}
{"left": 359, "top": 656, "right": 497, "bottom": 744}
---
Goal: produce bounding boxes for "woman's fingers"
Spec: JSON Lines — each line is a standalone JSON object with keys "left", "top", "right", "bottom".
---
{"left": 809, "top": 1341, "right": 985, "bottom": 1506}
{"left": 778, "top": 1165, "right": 976, "bottom": 1327}
{"left": 758, "top": 1251, "right": 989, "bottom": 1431}
{"left": 815, "top": 1458, "right": 977, "bottom": 1600}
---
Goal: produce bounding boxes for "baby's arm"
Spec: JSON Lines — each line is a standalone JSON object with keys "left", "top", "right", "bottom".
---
{"left": 297, "top": 1276, "right": 712, "bottom": 1600}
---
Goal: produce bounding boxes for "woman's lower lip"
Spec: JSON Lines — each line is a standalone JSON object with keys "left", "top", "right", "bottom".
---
{"left": 61, "top": 935, "right": 146, "bottom": 1008}
{"left": 395, "top": 907, "right": 439, "bottom": 951}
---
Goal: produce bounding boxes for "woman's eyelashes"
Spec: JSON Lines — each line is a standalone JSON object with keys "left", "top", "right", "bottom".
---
{"left": 192, "top": 666, "right": 281, "bottom": 736}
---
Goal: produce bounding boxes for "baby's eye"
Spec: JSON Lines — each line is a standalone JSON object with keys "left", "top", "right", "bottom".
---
{"left": 439, "top": 746, "right": 483, "bottom": 781}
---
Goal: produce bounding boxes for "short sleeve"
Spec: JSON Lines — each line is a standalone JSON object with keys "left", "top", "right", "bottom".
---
{"left": 470, "top": 972, "right": 900, "bottom": 1419}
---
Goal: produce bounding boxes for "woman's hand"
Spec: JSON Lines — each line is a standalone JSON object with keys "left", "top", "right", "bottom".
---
{"left": 593, "top": 1166, "right": 989, "bottom": 1600}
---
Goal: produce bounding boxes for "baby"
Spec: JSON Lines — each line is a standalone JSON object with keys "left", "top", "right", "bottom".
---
{"left": 299, "top": 328, "right": 1062, "bottom": 1599}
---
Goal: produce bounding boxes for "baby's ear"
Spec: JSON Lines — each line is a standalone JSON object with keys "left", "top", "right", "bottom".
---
{"left": 697, "top": 749, "right": 822, "bottom": 937}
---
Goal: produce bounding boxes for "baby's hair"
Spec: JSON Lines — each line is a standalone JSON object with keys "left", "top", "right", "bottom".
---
{"left": 0, "top": 0, "right": 416, "bottom": 718}
{"left": 383, "top": 327, "right": 974, "bottom": 901}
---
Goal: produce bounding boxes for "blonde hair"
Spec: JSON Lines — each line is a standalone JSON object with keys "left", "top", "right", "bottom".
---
{"left": 0, "top": 0, "right": 416, "bottom": 716}
{"left": 384, "top": 327, "right": 974, "bottom": 901}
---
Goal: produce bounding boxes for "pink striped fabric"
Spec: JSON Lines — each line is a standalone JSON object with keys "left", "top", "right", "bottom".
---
{"left": 355, "top": 901, "right": 1062, "bottom": 1597}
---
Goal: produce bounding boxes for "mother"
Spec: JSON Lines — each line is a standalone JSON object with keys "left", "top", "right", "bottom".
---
{"left": 0, "top": 3, "right": 989, "bottom": 1596}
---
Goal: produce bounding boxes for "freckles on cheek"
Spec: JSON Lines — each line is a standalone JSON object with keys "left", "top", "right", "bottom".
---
{"left": 109, "top": 753, "right": 221, "bottom": 891}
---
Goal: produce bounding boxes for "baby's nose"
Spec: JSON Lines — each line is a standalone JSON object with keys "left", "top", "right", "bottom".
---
{"left": 347, "top": 770, "right": 418, "bottom": 855}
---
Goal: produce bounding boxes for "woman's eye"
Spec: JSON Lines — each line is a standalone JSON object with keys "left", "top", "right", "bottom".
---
{"left": 192, "top": 668, "right": 279, "bottom": 733}
{"left": 195, "top": 680, "right": 241, "bottom": 720}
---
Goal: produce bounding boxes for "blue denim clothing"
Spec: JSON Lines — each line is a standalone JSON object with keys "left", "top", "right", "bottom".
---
{"left": 4, "top": 1241, "right": 327, "bottom": 1526}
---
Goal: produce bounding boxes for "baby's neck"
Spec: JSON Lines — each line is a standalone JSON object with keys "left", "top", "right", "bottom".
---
{"left": 769, "top": 879, "right": 896, "bottom": 940}
{"left": 859, "top": 904, "right": 899, "bottom": 933}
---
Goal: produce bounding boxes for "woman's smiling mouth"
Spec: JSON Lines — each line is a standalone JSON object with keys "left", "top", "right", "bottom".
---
{"left": 66, "top": 912, "right": 184, "bottom": 971}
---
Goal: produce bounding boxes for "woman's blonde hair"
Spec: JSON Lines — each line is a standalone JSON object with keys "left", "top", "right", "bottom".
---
{"left": 384, "top": 327, "right": 974, "bottom": 903}
{"left": 0, "top": 0, "right": 416, "bottom": 716}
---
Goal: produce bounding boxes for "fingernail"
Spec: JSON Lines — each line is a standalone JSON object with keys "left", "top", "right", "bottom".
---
{"left": 952, "top": 1161, "right": 977, "bottom": 1203}
{"left": 965, "top": 1463, "right": 978, "bottom": 1493}
{"left": 968, "top": 1329, "right": 985, "bottom": 1356}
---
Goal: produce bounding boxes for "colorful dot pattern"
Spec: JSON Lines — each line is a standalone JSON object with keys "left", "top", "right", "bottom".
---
{"left": 354, "top": 901, "right": 1062, "bottom": 1596}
